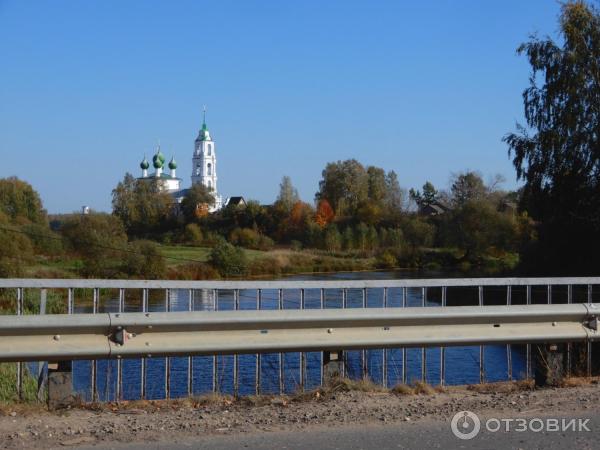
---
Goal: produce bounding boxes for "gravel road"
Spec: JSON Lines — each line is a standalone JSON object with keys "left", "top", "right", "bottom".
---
{"left": 2, "top": 381, "right": 600, "bottom": 449}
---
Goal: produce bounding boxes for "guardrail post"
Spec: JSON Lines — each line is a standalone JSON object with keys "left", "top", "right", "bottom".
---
{"left": 47, "top": 361, "right": 74, "bottom": 410}
{"left": 37, "top": 289, "right": 47, "bottom": 402}
{"left": 534, "top": 343, "right": 565, "bottom": 387}
{"left": 323, "top": 350, "right": 344, "bottom": 385}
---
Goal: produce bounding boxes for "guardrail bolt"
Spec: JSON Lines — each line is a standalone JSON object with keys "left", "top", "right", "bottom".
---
{"left": 53, "top": 335, "right": 60, "bottom": 341}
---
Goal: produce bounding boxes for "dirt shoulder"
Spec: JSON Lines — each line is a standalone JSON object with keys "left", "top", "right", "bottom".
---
{"left": 1, "top": 380, "right": 600, "bottom": 449}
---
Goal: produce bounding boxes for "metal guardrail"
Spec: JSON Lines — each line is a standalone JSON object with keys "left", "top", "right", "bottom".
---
{"left": 1, "top": 277, "right": 600, "bottom": 289}
{"left": 0, "top": 304, "right": 599, "bottom": 362}
{"left": 1, "top": 277, "right": 599, "bottom": 402}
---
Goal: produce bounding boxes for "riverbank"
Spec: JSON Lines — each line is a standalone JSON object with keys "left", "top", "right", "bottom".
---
{"left": 1, "top": 378, "right": 598, "bottom": 449}
{"left": 16, "top": 244, "right": 517, "bottom": 281}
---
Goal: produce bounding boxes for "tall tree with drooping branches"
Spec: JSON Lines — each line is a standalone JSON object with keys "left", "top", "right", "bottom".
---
{"left": 504, "top": 1, "right": 600, "bottom": 274}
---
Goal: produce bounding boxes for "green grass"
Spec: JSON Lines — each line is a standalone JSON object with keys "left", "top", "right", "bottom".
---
{"left": 0, "top": 363, "right": 39, "bottom": 404}
{"left": 160, "top": 245, "right": 212, "bottom": 264}
{"left": 160, "top": 245, "right": 266, "bottom": 266}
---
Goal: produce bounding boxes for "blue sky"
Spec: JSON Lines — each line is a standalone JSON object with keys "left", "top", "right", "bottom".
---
{"left": 0, "top": 0, "right": 561, "bottom": 213}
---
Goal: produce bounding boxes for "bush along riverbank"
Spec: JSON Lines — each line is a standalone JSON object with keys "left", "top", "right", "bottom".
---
{"left": 165, "top": 242, "right": 519, "bottom": 280}
{"left": 3, "top": 238, "right": 519, "bottom": 281}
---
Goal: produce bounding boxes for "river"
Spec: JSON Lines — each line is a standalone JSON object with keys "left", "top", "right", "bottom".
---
{"left": 72, "top": 270, "right": 526, "bottom": 401}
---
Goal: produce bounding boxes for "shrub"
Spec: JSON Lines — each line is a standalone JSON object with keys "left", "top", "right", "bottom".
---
{"left": 184, "top": 223, "right": 204, "bottom": 246}
{"left": 60, "top": 213, "right": 128, "bottom": 277}
{"left": 167, "top": 262, "right": 219, "bottom": 280}
{"left": 123, "top": 240, "right": 167, "bottom": 279}
{"left": 323, "top": 225, "right": 342, "bottom": 252}
{"left": 0, "top": 215, "right": 34, "bottom": 278}
{"left": 209, "top": 239, "right": 248, "bottom": 277}
{"left": 247, "top": 256, "right": 282, "bottom": 277}
{"left": 230, "top": 227, "right": 274, "bottom": 250}
{"left": 22, "top": 222, "right": 63, "bottom": 255}
{"left": 375, "top": 250, "right": 397, "bottom": 269}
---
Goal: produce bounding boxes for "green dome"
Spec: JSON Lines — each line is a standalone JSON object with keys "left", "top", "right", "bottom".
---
{"left": 152, "top": 153, "right": 164, "bottom": 169}
{"left": 168, "top": 157, "right": 177, "bottom": 170}
{"left": 157, "top": 150, "right": 165, "bottom": 164}
{"left": 140, "top": 156, "right": 149, "bottom": 170}
{"left": 198, "top": 130, "right": 208, "bottom": 141}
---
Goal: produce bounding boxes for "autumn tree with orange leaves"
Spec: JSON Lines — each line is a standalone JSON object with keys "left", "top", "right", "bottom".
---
{"left": 315, "top": 199, "right": 335, "bottom": 227}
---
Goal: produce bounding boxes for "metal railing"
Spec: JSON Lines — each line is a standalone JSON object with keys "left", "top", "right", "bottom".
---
{"left": 1, "top": 277, "right": 599, "bottom": 402}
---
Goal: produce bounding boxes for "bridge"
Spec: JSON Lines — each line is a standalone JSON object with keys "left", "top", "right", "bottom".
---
{"left": 0, "top": 277, "right": 599, "bottom": 405}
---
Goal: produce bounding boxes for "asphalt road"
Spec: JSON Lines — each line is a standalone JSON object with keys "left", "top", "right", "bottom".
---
{"left": 82, "top": 414, "right": 600, "bottom": 450}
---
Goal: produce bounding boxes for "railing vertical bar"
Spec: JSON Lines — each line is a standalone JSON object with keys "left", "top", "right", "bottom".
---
{"left": 16, "top": 287, "right": 23, "bottom": 315}
{"left": 567, "top": 285, "right": 572, "bottom": 377}
{"left": 92, "top": 287, "right": 98, "bottom": 313}
{"left": 506, "top": 286, "right": 512, "bottom": 381}
{"left": 91, "top": 287, "right": 98, "bottom": 402}
{"left": 165, "top": 288, "right": 170, "bottom": 400}
{"left": 478, "top": 285, "right": 484, "bottom": 384}
{"left": 547, "top": 285, "right": 552, "bottom": 304}
{"left": 421, "top": 287, "right": 426, "bottom": 383}
{"left": 362, "top": 288, "right": 367, "bottom": 380}
{"left": 278, "top": 288, "right": 284, "bottom": 395}
{"left": 16, "top": 287, "right": 23, "bottom": 400}
{"left": 233, "top": 289, "right": 239, "bottom": 398}
{"left": 37, "top": 292, "right": 46, "bottom": 403}
{"left": 67, "top": 288, "right": 74, "bottom": 315}
{"left": 300, "top": 288, "right": 305, "bottom": 391}
{"left": 526, "top": 285, "right": 532, "bottom": 379}
{"left": 320, "top": 288, "right": 324, "bottom": 387}
{"left": 383, "top": 287, "right": 388, "bottom": 389}
{"left": 116, "top": 288, "right": 124, "bottom": 402}
{"left": 141, "top": 288, "right": 148, "bottom": 400}
{"left": 213, "top": 289, "right": 218, "bottom": 393}
{"left": 341, "top": 288, "right": 346, "bottom": 379}
{"left": 256, "top": 289, "right": 261, "bottom": 395}
{"left": 187, "top": 289, "right": 193, "bottom": 397}
{"left": 440, "top": 286, "right": 446, "bottom": 386}
{"left": 402, "top": 287, "right": 407, "bottom": 385}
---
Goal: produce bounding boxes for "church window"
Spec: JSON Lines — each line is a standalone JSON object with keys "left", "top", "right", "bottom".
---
{"left": 207, "top": 163, "right": 212, "bottom": 175}
{"left": 207, "top": 144, "right": 212, "bottom": 155}
{"left": 207, "top": 180, "right": 212, "bottom": 189}
{"left": 196, "top": 167, "right": 201, "bottom": 175}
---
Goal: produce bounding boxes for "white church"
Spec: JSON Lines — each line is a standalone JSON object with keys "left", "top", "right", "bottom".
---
{"left": 137, "top": 111, "right": 224, "bottom": 212}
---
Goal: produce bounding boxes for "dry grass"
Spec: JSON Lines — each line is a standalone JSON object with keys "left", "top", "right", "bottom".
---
{"left": 239, "top": 395, "right": 277, "bottom": 407}
{"left": 192, "top": 393, "right": 234, "bottom": 407}
{"left": 467, "top": 380, "right": 534, "bottom": 394}
{"left": 413, "top": 382, "right": 437, "bottom": 395}
{"left": 291, "top": 389, "right": 326, "bottom": 403}
{"left": 390, "top": 384, "right": 414, "bottom": 395}
{"left": 328, "top": 376, "right": 387, "bottom": 393}
{"left": 560, "top": 376, "right": 599, "bottom": 387}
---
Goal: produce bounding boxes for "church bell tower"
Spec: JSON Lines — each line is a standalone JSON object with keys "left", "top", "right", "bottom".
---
{"left": 192, "top": 107, "right": 222, "bottom": 210}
